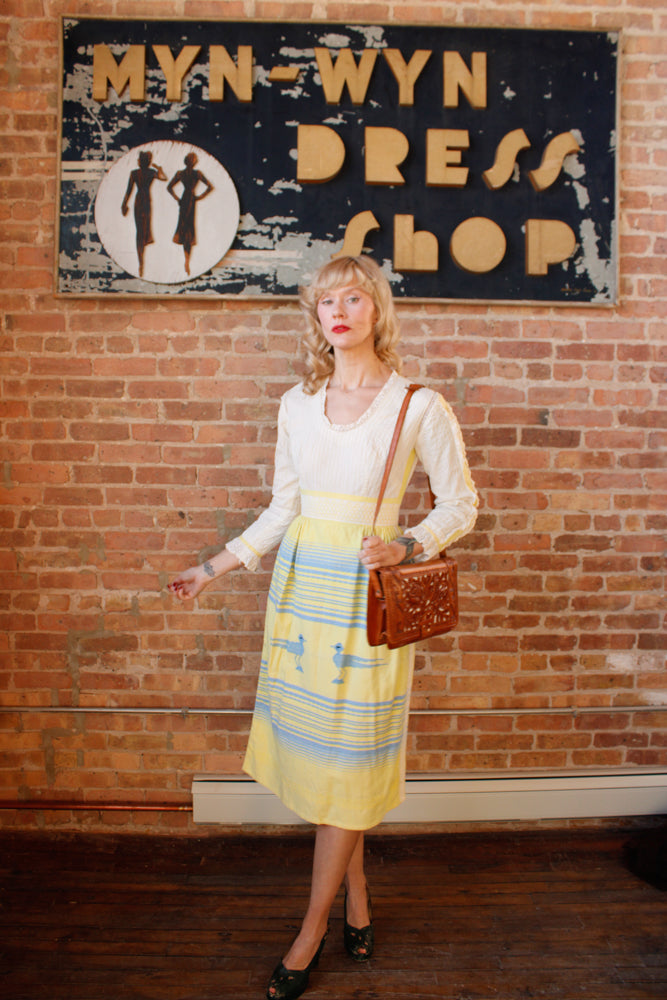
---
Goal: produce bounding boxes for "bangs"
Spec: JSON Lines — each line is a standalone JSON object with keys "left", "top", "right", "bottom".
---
{"left": 310, "top": 258, "right": 377, "bottom": 302}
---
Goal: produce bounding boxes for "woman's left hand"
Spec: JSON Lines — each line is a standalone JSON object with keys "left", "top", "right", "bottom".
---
{"left": 359, "top": 535, "right": 410, "bottom": 571}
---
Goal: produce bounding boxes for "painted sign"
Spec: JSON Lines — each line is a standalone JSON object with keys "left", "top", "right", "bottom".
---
{"left": 58, "top": 18, "right": 618, "bottom": 301}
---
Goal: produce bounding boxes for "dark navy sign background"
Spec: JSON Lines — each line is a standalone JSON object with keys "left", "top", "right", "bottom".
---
{"left": 58, "top": 18, "right": 618, "bottom": 301}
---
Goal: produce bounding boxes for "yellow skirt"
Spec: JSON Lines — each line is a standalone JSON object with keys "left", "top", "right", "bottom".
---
{"left": 243, "top": 514, "right": 415, "bottom": 830}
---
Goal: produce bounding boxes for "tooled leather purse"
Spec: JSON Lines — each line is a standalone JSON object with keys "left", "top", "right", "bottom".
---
{"left": 366, "top": 384, "right": 459, "bottom": 650}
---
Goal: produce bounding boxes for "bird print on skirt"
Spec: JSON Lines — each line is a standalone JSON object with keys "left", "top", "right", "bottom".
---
{"left": 270, "top": 634, "right": 306, "bottom": 672}
{"left": 331, "top": 643, "right": 386, "bottom": 684}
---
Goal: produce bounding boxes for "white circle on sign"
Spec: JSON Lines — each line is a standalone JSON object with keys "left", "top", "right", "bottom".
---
{"left": 94, "top": 140, "right": 240, "bottom": 284}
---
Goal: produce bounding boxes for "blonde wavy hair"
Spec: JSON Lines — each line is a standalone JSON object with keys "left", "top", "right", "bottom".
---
{"left": 299, "top": 255, "right": 403, "bottom": 395}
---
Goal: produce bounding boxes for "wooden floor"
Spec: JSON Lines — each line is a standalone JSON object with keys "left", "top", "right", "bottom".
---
{"left": 1, "top": 826, "right": 666, "bottom": 1000}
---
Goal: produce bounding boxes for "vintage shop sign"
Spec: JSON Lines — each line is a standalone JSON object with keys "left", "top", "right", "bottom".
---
{"left": 58, "top": 18, "right": 618, "bottom": 301}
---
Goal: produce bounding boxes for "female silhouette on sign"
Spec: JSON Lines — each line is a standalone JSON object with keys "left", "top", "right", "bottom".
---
{"left": 167, "top": 152, "right": 214, "bottom": 275}
{"left": 120, "top": 150, "right": 167, "bottom": 278}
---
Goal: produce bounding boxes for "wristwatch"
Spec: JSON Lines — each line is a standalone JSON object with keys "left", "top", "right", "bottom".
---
{"left": 395, "top": 535, "right": 416, "bottom": 564}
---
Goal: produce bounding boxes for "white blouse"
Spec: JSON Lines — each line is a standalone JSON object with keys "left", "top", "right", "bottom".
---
{"left": 226, "top": 371, "right": 478, "bottom": 571}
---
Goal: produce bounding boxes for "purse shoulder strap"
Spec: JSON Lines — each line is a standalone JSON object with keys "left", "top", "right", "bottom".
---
{"left": 371, "top": 383, "right": 423, "bottom": 531}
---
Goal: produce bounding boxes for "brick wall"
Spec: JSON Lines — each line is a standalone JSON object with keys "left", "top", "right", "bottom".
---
{"left": 1, "top": 0, "right": 665, "bottom": 833}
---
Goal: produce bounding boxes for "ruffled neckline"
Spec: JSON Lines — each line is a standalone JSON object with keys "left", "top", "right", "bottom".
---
{"left": 320, "top": 369, "right": 401, "bottom": 431}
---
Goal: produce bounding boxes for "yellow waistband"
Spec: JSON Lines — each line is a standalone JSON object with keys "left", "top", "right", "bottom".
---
{"left": 300, "top": 491, "right": 400, "bottom": 527}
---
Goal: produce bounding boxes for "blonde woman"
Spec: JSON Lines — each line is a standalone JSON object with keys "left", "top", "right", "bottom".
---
{"left": 170, "top": 255, "right": 478, "bottom": 999}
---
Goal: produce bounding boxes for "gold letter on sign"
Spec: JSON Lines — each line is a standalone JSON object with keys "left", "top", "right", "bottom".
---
{"left": 526, "top": 219, "right": 577, "bottom": 274}
{"left": 426, "top": 129, "right": 470, "bottom": 187}
{"left": 152, "top": 45, "right": 201, "bottom": 102}
{"left": 209, "top": 46, "right": 253, "bottom": 102}
{"left": 482, "top": 128, "right": 531, "bottom": 189}
{"left": 93, "top": 45, "right": 146, "bottom": 102}
{"left": 315, "top": 48, "right": 378, "bottom": 104}
{"left": 394, "top": 215, "right": 438, "bottom": 272}
{"left": 365, "top": 128, "right": 409, "bottom": 185}
{"left": 529, "top": 132, "right": 580, "bottom": 191}
{"left": 334, "top": 211, "right": 381, "bottom": 257}
{"left": 297, "top": 125, "right": 346, "bottom": 183}
{"left": 383, "top": 49, "right": 431, "bottom": 105}
{"left": 443, "top": 51, "right": 487, "bottom": 108}
{"left": 450, "top": 217, "right": 506, "bottom": 273}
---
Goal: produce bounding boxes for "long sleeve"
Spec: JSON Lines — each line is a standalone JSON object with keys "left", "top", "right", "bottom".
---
{"left": 225, "top": 395, "right": 300, "bottom": 571}
{"left": 224, "top": 377, "right": 477, "bottom": 569}
{"left": 404, "top": 392, "right": 478, "bottom": 559}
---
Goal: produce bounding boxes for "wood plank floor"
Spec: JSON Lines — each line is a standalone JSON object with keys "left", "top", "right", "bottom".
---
{"left": 1, "top": 827, "right": 666, "bottom": 1000}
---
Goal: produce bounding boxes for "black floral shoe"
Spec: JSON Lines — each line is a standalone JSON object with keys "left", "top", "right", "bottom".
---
{"left": 344, "top": 887, "right": 374, "bottom": 962}
{"left": 266, "top": 930, "right": 328, "bottom": 1000}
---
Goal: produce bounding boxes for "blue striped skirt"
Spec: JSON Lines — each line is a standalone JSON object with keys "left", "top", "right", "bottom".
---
{"left": 243, "top": 513, "right": 415, "bottom": 829}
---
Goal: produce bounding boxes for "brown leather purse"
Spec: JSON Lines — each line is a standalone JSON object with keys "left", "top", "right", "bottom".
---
{"left": 366, "top": 384, "right": 459, "bottom": 650}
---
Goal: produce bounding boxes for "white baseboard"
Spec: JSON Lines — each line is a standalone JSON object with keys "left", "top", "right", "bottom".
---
{"left": 191, "top": 770, "right": 667, "bottom": 826}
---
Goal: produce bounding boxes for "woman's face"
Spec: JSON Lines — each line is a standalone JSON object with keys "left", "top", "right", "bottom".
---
{"left": 316, "top": 283, "right": 378, "bottom": 354}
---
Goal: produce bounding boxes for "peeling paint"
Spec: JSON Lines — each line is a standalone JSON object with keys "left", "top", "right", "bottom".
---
{"left": 576, "top": 217, "right": 616, "bottom": 302}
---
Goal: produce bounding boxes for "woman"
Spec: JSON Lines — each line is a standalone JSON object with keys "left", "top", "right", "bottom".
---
{"left": 167, "top": 151, "right": 214, "bottom": 275}
{"left": 121, "top": 150, "right": 167, "bottom": 277}
{"left": 170, "top": 255, "right": 478, "bottom": 1000}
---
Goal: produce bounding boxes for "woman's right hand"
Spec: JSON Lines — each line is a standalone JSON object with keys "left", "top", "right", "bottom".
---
{"left": 168, "top": 565, "right": 210, "bottom": 601}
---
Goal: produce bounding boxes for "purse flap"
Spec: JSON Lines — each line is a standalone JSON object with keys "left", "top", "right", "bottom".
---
{"left": 382, "top": 557, "right": 458, "bottom": 644}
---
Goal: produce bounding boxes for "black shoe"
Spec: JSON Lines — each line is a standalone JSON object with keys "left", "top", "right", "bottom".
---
{"left": 344, "top": 887, "right": 374, "bottom": 962}
{"left": 266, "top": 931, "right": 328, "bottom": 1000}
